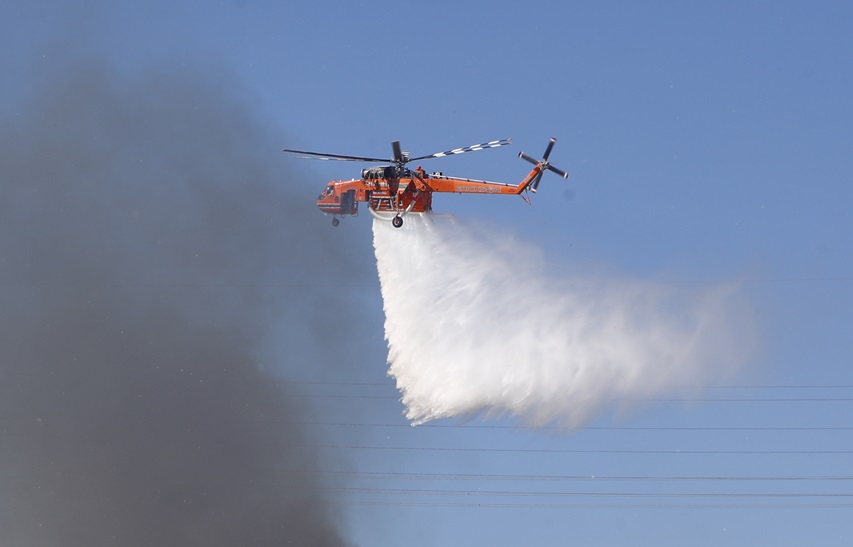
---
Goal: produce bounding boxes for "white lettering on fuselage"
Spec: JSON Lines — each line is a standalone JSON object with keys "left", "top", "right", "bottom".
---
{"left": 455, "top": 185, "right": 501, "bottom": 193}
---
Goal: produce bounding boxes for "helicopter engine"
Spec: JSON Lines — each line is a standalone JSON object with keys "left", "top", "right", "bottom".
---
{"left": 362, "top": 166, "right": 398, "bottom": 180}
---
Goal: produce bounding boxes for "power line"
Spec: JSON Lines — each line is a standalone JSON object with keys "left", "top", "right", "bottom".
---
{"left": 293, "top": 421, "right": 853, "bottom": 431}
{"left": 313, "top": 486, "right": 853, "bottom": 499}
{"left": 283, "top": 393, "right": 853, "bottom": 402}
{"left": 305, "top": 444, "right": 853, "bottom": 455}
{"left": 343, "top": 500, "right": 853, "bottom": 510}
{"left": 296, "top": 470, "right": 853, "bottom": 482}
{"left": 745, "top": 276, "right": 853, "bottom": 283}
{"left": 279, "top": 380, "right": 853, "bottom": 390}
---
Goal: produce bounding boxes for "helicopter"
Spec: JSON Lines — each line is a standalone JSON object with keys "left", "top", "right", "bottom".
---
{"left": 282, "top": 137, "right": 568, "bottom": 227}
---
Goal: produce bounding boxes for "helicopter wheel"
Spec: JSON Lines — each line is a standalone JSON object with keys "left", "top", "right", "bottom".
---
{"left": 392, "top": 216, "right": 403, "bottom": 228}
{"left": 332, "top": 218, "right": 340, "bottom": 227}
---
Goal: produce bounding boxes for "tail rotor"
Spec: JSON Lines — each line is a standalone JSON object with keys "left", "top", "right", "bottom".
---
{"left": 519, "top": 137, "right": 568, "bottom": 193}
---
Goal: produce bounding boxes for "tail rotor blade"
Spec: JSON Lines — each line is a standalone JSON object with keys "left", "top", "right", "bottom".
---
{"left": 519, "top": 151, "right": 539, "bottom": 166}
{"left": 547, "top": 164, "right": 569, "bottom": 179}
{"left": 542, "top": 137, "right": 556, "bottom": 161}
{"left": 530, "top": 171, "right": 544, "bottom": 193}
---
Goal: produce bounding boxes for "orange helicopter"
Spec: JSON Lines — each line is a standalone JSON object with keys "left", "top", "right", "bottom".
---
{"left": 283, "top": 137, "right": 568, "bottom": 227}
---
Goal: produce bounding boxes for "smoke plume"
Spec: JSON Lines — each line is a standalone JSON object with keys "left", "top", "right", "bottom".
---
{"left": 374, "top": 214, "right": 756, "bottom": 427}
{"left": 0, "top": 60, "right": 363, "bottom": 545}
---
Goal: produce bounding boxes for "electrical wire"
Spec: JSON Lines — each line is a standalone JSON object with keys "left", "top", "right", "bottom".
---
{"left": 304, "top": 444, "right": 853, "bottom": 455}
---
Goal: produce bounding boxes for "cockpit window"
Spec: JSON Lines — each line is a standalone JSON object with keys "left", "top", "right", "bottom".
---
{"left": 325, "top": 186, "right": 334, "bottom": 195}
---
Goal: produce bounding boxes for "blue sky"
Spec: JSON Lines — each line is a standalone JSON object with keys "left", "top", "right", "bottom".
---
{"left": 3, "top": 1, "right": 853, "bottom": 545}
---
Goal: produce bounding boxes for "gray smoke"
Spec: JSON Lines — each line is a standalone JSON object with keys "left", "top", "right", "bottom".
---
{"left": 0, "top": 59, "right": 365, "bottom": 545}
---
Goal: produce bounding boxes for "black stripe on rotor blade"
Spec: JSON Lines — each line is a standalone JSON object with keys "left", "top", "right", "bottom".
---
{"left": 410, "top": 138, "right": 511, "bottom": 161}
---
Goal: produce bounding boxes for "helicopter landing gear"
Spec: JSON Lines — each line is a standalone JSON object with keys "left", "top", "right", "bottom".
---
{"left": 392, "top": 215, "right": 403, "bottom": 228}
{"left": 332, "top": 218, "right": 340, "bottom": 227}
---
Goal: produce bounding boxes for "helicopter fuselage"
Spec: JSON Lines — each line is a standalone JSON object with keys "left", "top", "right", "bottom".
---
{"left": 316, "top": 165, "right": 534, "bottom": 221}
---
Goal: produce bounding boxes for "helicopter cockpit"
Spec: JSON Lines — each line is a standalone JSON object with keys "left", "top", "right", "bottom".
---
{"left": 319, "top": 184, "right": 335, "bottom": 200}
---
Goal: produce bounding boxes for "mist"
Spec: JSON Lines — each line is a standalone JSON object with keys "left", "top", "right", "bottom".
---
{"left": 0, "top": 60, "right": 366, "bottom": 545}
{"left": 374, "top": 214, "right": 756, "bottom": 427}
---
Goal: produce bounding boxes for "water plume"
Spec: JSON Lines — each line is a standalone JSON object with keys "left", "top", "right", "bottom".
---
{"left": 374, "top": 214, "right": 755, "bottom": 427}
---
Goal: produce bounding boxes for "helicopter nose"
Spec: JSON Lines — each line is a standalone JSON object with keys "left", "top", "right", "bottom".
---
{"left": 316, "top": 197, "right": 340, "bottom": 215}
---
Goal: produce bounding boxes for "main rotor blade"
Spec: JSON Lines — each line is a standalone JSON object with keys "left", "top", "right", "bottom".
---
{"left": 409, "top": 138, "right": 512, "bottom": 162}
{"left": 542, "top": 137, "right": 556, "bottom": 161}
{"left": 547, "top": 164, "right": 569, "bottom": 179}
{"left": 282, "top": 149, "right": 388, "bottom": 162}
{"left": 392, "top": 141, "right": 404, "bottom": 164}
